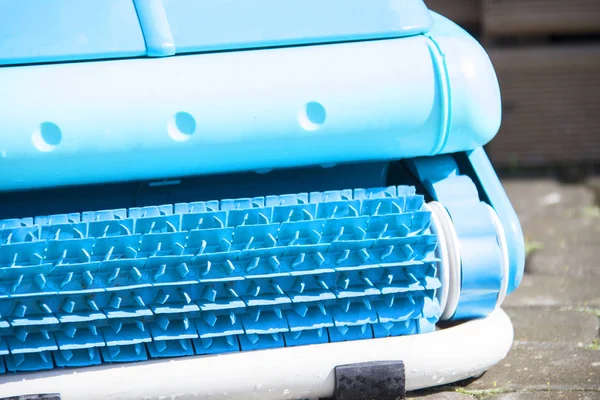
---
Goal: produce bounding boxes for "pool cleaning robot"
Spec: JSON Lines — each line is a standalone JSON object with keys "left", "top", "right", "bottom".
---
{"left": 0, "top": 1, "right": 524, "bottom": 398}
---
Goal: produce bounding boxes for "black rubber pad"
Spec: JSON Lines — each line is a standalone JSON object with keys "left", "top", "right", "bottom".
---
{"left": 334, "top": 360, "right": 405, "bottom": 400}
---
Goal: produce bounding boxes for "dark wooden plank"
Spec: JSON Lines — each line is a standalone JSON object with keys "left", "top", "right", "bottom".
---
{"left": 424, "top": 0, "right": 481, "bottom": 27}
{"left": 483, "top": 0, "right": 600, "bottom": 37}
{"left": 487, "top": 45, "right": 600, "bottom": 166}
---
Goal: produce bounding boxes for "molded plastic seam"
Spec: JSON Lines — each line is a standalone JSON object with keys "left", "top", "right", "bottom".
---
{"left": 424, "top": 35, "right": 452, "bottom": 156}
{"left": 133, "top": 0, "right": 176, "bottom": 57}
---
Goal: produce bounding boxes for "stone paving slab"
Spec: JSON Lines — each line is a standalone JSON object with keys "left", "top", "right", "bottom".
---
{"left": 519, "top": 210, "right": 599, "bottom": 278}
{"left": 503, "top": 178, "right": 600, "bottom": 278}
{"left": 526, "top": 249, "right": 600, "bottom": 279}
{"left": 505, "top": 307, "right": 599, "bottom": 348}
{"left": 504, "top": 275, "right": 600, "bottom": 308}
{"left": 519, "top": 212, "right": 600, "bottom": 242}
{"left": 502, "top": 179, "right": 595, "bottom": 219}
{"left": 490, "top": 390, "right": 600, "bottom": 399}
{"left": 502, "top": 177, "right": 595, "bottom": 212}
{"left": 408, "top": 389, "right": 600, "bottom": 399}
{"left": 523, "top": 216, "right": 600, "bottom": 278}
{"left": 526, "top": 244, "right": 600, "bottom": 279}
{"left": 464, "top": 348, "right": 600, "bottom": 391}
{"left": 406, "top": 392, "right": 475, "bottom": 399}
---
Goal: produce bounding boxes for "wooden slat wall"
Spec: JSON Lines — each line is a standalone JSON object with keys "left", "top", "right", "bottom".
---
{"left": 487, "top": 45, "right": 600, "bottom": 166}
{"left": 424, "top": 0, "right": 600, "bottom": 167}
{"left": 424, "top": 0, "right": 480, "bottom": 27}
{"left": 482, "top": 0, "right": 600, "bottom": 37}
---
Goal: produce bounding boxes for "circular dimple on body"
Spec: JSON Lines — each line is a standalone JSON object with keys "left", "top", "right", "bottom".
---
{"left": 298, "top": 101, "right": 326, "bottom": 131}
{"left": 168, "top": 112, "right": 197, "bottom": 142}
{"left": 32, "top": 122, "right": 62, "bottom": 152}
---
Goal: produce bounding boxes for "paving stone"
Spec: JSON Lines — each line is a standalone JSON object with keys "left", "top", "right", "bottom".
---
{"left": 526, "top": 244, "right": 600, "bottom": 279}
{"left": 465, "top": 348, "right": 600, "bottom": 391}
{"left": 407, "top": 391, "right": 475, "bottom": 399}
{"left": 505, "top": 307, "right": 599, "bottom": 348}
{"left": 502, "top": 179, "right": 595, "bottom": 220}
{"left": 520, "top": 213, "right": 600, "bottom": 247}
{"left": 517, "top": 208, "right": 600, "bottom": 278}
{"left": 504, "top": 275, "right": 600, "bottom": 308}
{"left": 522, "top": 216, "right": 600, "bottom": 278}
{"left": 491, "top": 391, "right": 600, "bottom": 399}
{"left": 586, "top": 176, "right": 600, "bottom": 205}
{"left": 501, "top": 179, "right": 600, "bottom": 278}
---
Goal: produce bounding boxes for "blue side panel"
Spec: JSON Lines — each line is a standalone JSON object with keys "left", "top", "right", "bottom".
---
{"left": 0, "top": 0, "right": 432, "bottom": 65}
{"left": 0, "top": 9, "right": 503, "bottom": 192}
{"left": 0, "top": 36, "right": 446, "bottom": 192}
{"left": 406, "top": 154, "right": 504, "bottom": 319}
{"left": 142, "top": 0, "right": 433, "bottom": 55}
{"left": 426, "top": 12, "right": 502, "bottom": 156}
{"left": 463, "top": 148, "right": 525, "bottom": 295}
{"left": 0, "top": 0, "right": 147, "bottom": 66}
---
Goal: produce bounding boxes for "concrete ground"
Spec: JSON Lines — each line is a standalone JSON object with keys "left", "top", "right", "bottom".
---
{"left": 408, "top": 176, "right": 600, "bottom": 399}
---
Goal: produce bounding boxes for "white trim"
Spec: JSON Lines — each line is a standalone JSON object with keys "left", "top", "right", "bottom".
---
{"left": 484, "top": 203, "right": 510, "bottom": 309}
{"left": 423, "top": 203, "right": 449, "bottom": 314}
{"left": 0, "top": 309, "right": 513, "bottom": 400}
{"left": 427, "top": 201, "right": 461, "bottom": 321}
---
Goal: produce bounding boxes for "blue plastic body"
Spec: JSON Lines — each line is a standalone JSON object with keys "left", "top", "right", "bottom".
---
{"left": 0, "top": 11, "right": 500, "bottom": 191}
{"left": 463, "top": 148, "right": 525, "bottom": 295}
{"left": 136, "top": 0, "right": 434, "bottom": 57}
{"left": 0, "top": 0, "right": 147, "bottom": 65}
{"left": 0, "top": 0, "right": 433, "bottom": 64}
